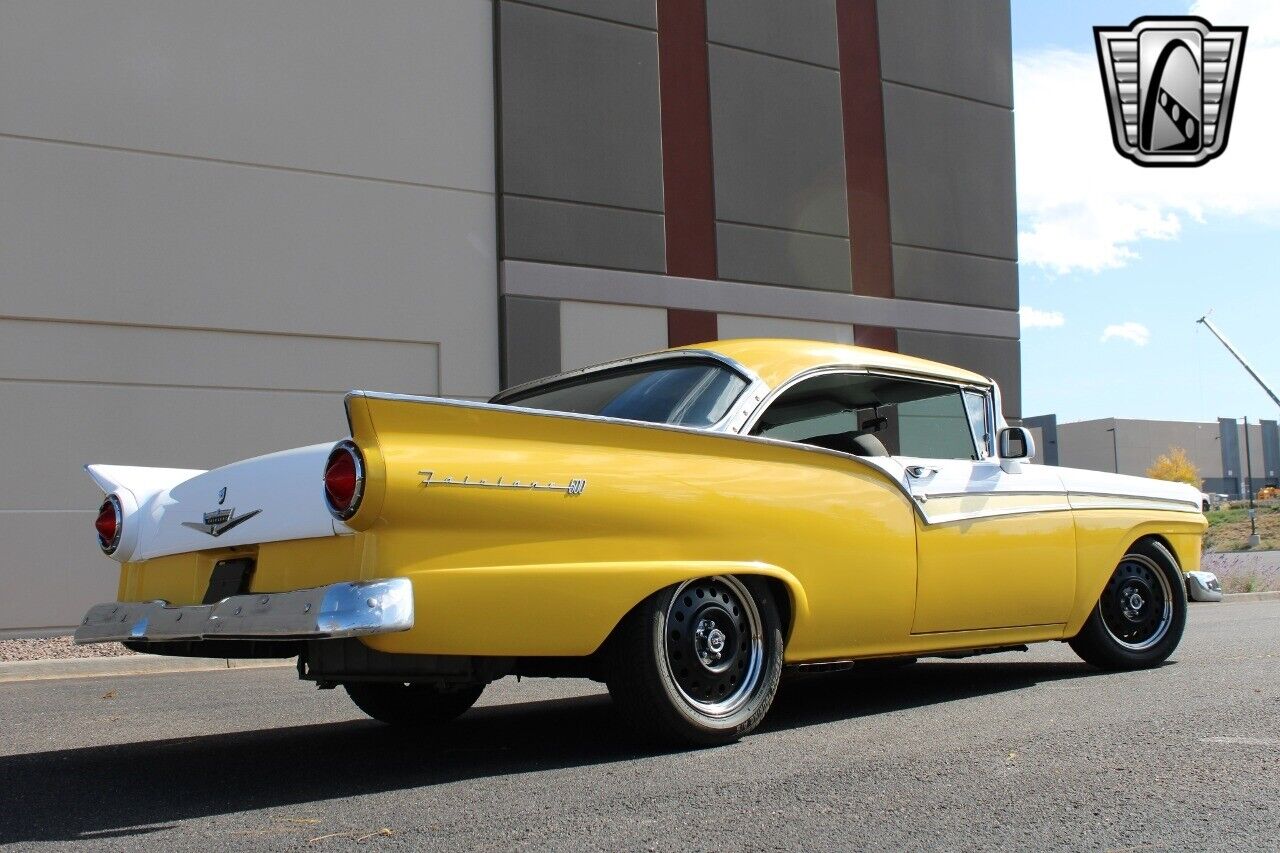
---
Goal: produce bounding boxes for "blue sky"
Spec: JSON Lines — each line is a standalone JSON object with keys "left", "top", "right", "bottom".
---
{"left": 1011, "top": 0, "right": 1280, "bottom": 424}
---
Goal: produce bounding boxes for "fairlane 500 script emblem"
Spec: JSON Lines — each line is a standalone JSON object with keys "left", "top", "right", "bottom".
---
{"left": 419, "top": 471, "right": 586, "bottom": 496}
{"left": 181, "top": 506, "right": 262, "bottom": 537}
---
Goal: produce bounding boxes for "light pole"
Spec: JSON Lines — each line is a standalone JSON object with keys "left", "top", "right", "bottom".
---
{"left": 1106, "top": 426, "right": 1119, "bottom": 473}
{"left": 1243, "top": 416, "right": 1260, "bottom": 547}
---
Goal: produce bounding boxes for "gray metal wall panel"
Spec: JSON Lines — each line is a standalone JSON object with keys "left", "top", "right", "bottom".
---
{"left": 499, "top": 1, "right": 663, "bottom": 211}
{"left": 1021, "top": 414, "right": 1059, "bottom": 466}
{"left": 706, "top": 0, "right": 838, "bottom": 68}
{"left": 897, "top": 330, "right": 1022, "bottom": 418}
{"left": 502, "top": 296, "right": 562, "bottom": 389}
{"left": 0, "top": 0, "right": 496, "bottom": 192}
{"left": 515, "top": 0, "right": 657, "bottom": 29}
{"left": 1219, "top": 417, "right": 1243, "bottom": 497}
{"left": 503, "top": 196, "right": 666, "bottom": 272}
{"left": 876, "top": 0, "right": 1013, "bottom": 108}
{"left": 892, "top": 245, "right": 1018, "bottom": 310}
{"left": 1056, "top": 419, "right": 1120, "bottom": 474}
{"left": 882, "top": 83, "right": 1017, "bottom": 260}
{"left": 1261, "top": 420, "right": 1280, "bottom": 483}
{"left": 715, "top": 222, "right": 851, "bottom": 292}
{"left": 708, "top": 45, "right": 848, "bottom": 238}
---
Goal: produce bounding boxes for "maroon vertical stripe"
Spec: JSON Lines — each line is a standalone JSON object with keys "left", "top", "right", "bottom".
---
{"left": 667, "top": 308, "right": 718, "bottom": 347}
{"left": 657, "top": 0, "right": 718, "bottom": 285}
{"left": 836, "top": 0, "right": 895, "bottom": 300}
{"left": 854, "top": 324, "right": 898, "bottom": 353}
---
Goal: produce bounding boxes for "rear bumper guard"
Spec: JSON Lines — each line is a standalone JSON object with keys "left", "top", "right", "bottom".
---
{"left": 74, "top": 578, "right": 414, "bottom": 645}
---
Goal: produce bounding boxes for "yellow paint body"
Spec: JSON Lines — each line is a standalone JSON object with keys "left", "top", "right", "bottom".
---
{"left": 113, "top": 340, "right": 1207, "bottom": 663}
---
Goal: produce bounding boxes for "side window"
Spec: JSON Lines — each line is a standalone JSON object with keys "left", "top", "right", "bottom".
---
{"left": 749, "top": 372, "right": 980, "bottom": 460}
{"left": 896, "top": 390, "right": 978, "bottom": 460}
{"left": 962, "top": 389, "right": 993, "bottom": 459}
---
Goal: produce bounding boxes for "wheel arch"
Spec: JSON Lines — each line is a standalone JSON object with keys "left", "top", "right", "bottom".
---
{"left": 596, "top": 563, "right": 809, "bottom": 658}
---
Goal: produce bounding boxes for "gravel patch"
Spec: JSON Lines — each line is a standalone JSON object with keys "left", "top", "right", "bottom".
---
{"left": 0, "top": 637, "right": 136, "bottom": 663}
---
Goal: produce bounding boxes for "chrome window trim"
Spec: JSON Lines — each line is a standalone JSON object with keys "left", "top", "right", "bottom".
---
{"left": 488, "top": 349, "right": 768, "bottom": 434}
{"left": 739, "top": 365, "right": 989, "bottom": 461}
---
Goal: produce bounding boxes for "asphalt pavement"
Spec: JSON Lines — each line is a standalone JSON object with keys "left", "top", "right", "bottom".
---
{"left": 1, "top": 601, "right": 1277, "bottom": 851}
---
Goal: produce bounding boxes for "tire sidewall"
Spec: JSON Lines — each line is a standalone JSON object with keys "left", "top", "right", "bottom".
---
{"left": 1086, "top": 540, "right": 1188, "bottom": 667}
{"left": 646, "top": 576, "right": 784, "bottom": 740}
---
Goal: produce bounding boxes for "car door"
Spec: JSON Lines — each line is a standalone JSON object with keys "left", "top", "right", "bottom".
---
{"left": 864, "top": 384, "right": 1077, "bottom": 633}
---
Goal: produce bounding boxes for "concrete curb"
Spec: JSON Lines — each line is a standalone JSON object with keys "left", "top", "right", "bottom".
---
{"left": 0, "top": 655, "right": 293, "bottom": 683}
{"left": 1221, "top": 591, "right": 1280, "bottom": 603}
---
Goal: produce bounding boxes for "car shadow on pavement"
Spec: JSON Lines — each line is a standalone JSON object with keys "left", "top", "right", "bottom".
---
{"left": 0, "top": 659, "right": 1102, "bottom": 843}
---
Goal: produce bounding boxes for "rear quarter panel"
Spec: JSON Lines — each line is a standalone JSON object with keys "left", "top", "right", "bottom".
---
{"left": 345, "top": 395, "right": 918, "bottom": 661}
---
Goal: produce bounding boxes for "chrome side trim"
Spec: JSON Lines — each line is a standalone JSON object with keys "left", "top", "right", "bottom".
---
{"left": 73, "top": 578, "right": 414, "bottom": 645}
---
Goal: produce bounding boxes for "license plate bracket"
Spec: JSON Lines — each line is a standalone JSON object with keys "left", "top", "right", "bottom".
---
{"left": 202, "top": 558, "right": 256, "bottom": 605}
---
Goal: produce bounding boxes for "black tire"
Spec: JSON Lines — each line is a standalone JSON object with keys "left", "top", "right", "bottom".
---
{"left": 606, "top": 575, "right": 784, "bottom": 747}
{"left": 345, "top": 681, "right": 485, "bottom": 726}
{"left": 1069, "top": 539, "right": 1187, "bottom": 670}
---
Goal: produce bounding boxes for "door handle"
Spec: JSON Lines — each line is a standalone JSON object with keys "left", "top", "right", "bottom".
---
{"left": 906, "top": 465, "right": 939, "bottom": 479}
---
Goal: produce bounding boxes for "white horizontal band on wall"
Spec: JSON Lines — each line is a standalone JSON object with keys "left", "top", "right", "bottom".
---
{"left": 500, "top": 260, "right": 1019, "bottom": 340}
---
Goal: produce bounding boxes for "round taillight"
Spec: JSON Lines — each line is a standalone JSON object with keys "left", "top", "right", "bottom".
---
{"left": 324, "top": 440, "right": 364, "bottom": 520}
{"left": 95, "top": 495, "right": 122, "bottom": 554}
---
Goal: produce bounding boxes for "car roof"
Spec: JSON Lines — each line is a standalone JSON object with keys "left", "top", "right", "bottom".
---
{"left": 683, "top": 339, "right": 992, "bottom": 390}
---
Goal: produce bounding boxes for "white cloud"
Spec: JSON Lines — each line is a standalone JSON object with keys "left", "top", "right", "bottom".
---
{"left": 1015, "top": 0, "right": 1280, "bottom": 274}
{"left": 1020, "top": 306, "right": 1066, "bottom": 329}
{"left": 1101, "top": 322, "right": 1152, "bottom": 345}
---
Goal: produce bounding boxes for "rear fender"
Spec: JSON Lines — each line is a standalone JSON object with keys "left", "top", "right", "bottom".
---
{"left": 360, "top": 560, "right": 810, "bottom": 659}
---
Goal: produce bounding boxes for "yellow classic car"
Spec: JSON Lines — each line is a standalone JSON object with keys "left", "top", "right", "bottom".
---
{"left": 77, "top": 340, "right": 1206, "bottom": 745}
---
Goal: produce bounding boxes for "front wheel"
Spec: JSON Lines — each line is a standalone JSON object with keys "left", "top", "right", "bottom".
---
{"left": 1069, "top": 540, "right": 1187, "bottom": 670}
{"left": 606, "top": 575, "right": 784, "bottom": 747}
{"left": 345, "top": 681, "right": 485, "bottom": 727}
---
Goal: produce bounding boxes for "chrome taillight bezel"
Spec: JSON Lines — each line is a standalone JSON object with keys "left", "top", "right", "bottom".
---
{"left": 96, "top": 494, "right": 123, "bottom": 555}
{"left": 324, "top": 440, "right": 365, "bottom": 521}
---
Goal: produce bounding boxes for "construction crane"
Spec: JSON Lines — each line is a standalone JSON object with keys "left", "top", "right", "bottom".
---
{"left": 1197, "top": 314, "right": 1276, "bottom": 545}
{"left": 1197, "top": 314, "right": 1280, "bottom": 408}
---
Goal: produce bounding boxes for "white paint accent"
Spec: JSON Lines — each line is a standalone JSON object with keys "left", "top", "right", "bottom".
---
{"left": 716, "top": 314, "right": 854, "bottom": 344}
{"left": 87, "top": 444, "right": 342, "bottom": 562}
{"left": 559, "top": 301, "right": 668, "bottom": 372}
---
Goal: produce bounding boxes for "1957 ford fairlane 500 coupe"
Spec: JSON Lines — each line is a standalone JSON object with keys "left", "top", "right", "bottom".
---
{"left": 77, "top": 339, "right": 1206, "bottom": 745}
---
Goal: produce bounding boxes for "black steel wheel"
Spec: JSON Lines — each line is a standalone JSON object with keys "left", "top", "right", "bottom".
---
{"left": 345, "top": 681, "right": 484, "bottom": 727}
{"left": 607, "top": 575, "right": 783, "bottom": 746}
{"left": 1069, "top": 539, "right": 1187, "bottom": 670}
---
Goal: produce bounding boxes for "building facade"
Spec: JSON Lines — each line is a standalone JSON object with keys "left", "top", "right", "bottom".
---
{"left": 1025, "top": 416, "right": 1280, "bottom": 498}
{"left": 1, "top": 0, "right": 1019, "bottom": 634}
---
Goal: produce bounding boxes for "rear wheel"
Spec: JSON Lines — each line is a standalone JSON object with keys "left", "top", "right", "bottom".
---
{"left": 606, "top": 575, "right": 783, "bottom": 746}
{"left": 345, "top": 681, "right": 484, "bottom": 726}
{"left": 1069, "top": 540, "right": 1187, "bottom": 670}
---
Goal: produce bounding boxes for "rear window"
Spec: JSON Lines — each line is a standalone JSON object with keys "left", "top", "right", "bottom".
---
{"left": 496, "top": 359, "right": 748, "bottom": 428}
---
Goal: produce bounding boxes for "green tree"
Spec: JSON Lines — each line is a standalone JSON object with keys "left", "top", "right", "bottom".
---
{"left": 1146, "top": 447, "right": 1201, "bottom": 487}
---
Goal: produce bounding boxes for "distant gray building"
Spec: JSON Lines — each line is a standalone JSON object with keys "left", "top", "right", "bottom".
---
{"left": 1024, "top": 416, "right": 1280, "bottom": 497}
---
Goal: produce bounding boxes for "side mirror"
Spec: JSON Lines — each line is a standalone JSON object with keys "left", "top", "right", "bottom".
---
{"left": 999, "top": 426, "right": 1035, "bottom": 460}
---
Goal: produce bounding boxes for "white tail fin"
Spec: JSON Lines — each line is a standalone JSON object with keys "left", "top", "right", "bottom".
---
{"left": 84, "top": 464, "right": 205, "bottom": 498}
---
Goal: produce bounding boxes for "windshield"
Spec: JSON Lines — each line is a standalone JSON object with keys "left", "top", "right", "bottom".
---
{"left": 496, "top": 358, "right": 749, "bottom": 428}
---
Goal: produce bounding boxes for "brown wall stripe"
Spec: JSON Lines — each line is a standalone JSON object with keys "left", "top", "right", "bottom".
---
{"left": 667, "top": 308, "right": 719, "bottom": 347}
{"left": 836, "top": 0, "right": 896, "bottom": 304}
{"left": 656, "top": 0, "right": 718, "bottom": 289}
{"left": 853, "top": 324, "right": 898, "bottom": 353}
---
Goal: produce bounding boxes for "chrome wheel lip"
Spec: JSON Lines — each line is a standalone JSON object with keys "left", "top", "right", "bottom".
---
{"left": 1099, "top": 554, "right": 1174, "bottom": 652}
{"left": 663, "top": 575, "right": 764, "bottom": 720}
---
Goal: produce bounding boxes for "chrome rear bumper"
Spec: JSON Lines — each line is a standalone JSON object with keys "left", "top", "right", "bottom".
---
{"left": 74, "top": 578, "right": 414, "bottom": 644}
